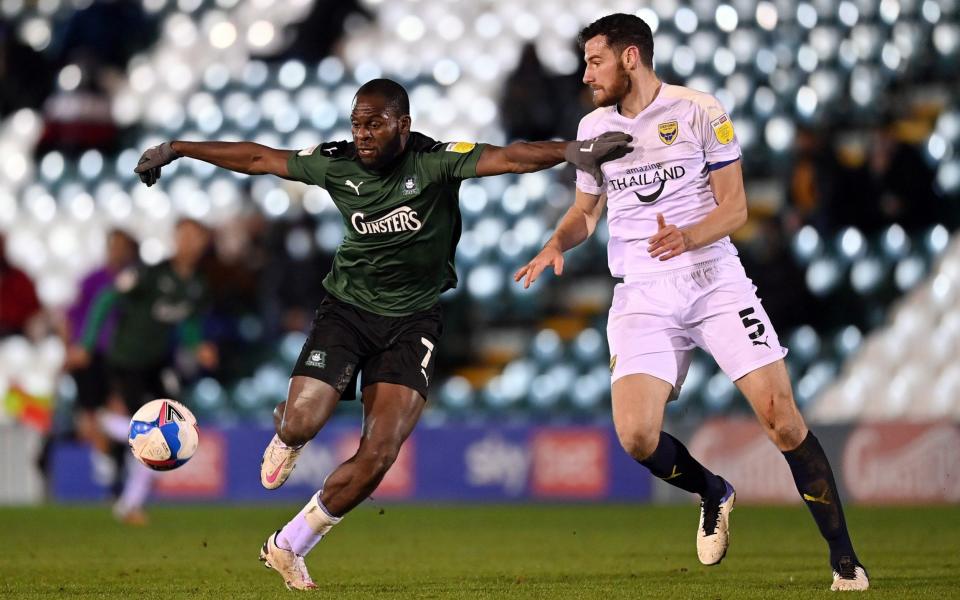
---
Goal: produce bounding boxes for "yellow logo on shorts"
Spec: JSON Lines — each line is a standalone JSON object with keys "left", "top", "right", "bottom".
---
{"left": 658, "top": 121, "right": 679, "bottom": 145}
{"left": 445, "top": 142, "right": 476, "bottom": 154}
{"left": 710, "top": 114, "right": 735, "bottom": 145}
{"left": 609, "top": 354, "right": 617, "bottom": 373}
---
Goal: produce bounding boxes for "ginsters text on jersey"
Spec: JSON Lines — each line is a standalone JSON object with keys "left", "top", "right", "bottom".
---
{"left": 351, "top": 206, "right": 424, "bottom": 235}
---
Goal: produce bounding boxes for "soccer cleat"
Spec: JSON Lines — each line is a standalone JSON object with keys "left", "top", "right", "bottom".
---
{"left": 831, "top": 556, "right": 869, "bottom": 591}
{"left": 697, "top": 478, "right": 736, "bottom": 565}
{"left": 259, "top": 531, "right": 317, "bottom": 591}
{"left": 260, "top": 434, "right": 303, "bottom": 490}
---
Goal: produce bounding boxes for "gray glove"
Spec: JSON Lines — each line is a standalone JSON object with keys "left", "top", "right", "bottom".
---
{"left": 135, "top": 141, "right": 180, "bottom": 187}
{"left": 564, "top": 131, "right": 633, "bottom": 186}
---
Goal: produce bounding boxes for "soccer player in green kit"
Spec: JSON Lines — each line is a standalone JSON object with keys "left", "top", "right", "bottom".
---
{"left": 134, "top": 78, "right": 630, "bottom": 590}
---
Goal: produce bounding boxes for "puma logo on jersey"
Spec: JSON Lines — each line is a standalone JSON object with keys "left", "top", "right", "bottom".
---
{"left": 345, "top": 180, "right": 364, "bottom": 195}
{"left": 580, "top": 143, "right": 594, "bottom": 152}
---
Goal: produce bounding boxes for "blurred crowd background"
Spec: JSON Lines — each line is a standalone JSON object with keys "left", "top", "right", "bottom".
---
{"left": 1, "top": 0, "right": 959, "bottom": 466}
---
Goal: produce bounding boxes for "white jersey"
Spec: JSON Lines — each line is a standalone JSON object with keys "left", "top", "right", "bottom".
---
{"left": 576, "top": 83, "right": 742, "bottom": 276}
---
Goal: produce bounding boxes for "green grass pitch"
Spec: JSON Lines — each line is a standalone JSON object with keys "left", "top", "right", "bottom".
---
{"left": 1, "top": 504, "right": 957, "bottom": 598}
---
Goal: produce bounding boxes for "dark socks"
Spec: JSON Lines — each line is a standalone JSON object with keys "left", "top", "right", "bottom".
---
{"left": 783, "top": 431, "right": 858, "bottom": 567}
{"left": 640, "top": 431, "right": 725, "bottom": 499}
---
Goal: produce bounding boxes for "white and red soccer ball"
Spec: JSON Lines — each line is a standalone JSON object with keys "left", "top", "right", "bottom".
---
{"left": 128, "top": 399, "right": 199, "bottom": 471}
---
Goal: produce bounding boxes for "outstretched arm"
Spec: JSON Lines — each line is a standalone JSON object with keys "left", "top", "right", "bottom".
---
{"left": 476, "top": 132, "right": 632, "bottom": 182}
{"left": 135, "top": 141, "right": 292, "bottom": 186}
{"left": 475, "top": 141, "right": 567, "bottom": 176}
{"left": 513, "top": 189, "right": 606, "bottom": 288}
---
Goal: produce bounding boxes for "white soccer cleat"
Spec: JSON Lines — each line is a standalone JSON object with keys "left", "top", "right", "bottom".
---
{"left": 259, "top": 531, "right": 317, "bottom": 591}
{"left": 831, "top": 557, "right": 870, "bottom": 591}
{"left": 260, "top": 434, "right": 303, "bottom": 490}
{"left": 697, "top": 478, "right": 735, "bottom": 566}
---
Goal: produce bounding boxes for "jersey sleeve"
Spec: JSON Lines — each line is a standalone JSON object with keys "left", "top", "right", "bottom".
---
{"left": 695, "top": 95, "right": 742, "bottom": 169}
{"left": 574, "top": 117, "right": 603, "bottom": 196}
{"left": 420, "top": 142, "right": 487, "bottom": 183}
{"left": 286, "top": 145, "right": 333, "bottom": 187}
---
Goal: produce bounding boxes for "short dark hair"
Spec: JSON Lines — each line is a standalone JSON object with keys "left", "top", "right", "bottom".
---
{"left": 577, "top": 13, "right": 654, "bottom": 69}
{"left": 355, "top": 78, "right": 410, "bottom": 117}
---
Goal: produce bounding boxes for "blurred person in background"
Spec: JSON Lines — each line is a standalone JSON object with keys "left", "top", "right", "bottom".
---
{"left": 71, "top": 218, "right": 217, "bottom": 525}
{"left": 36, "top": 52, "right": 119, "bottom": 156}
{"left": 865, "top": 116, "right": 943, "bottom": 233}
{"left": 259, "top": 214, "right": 333, "bottom": 336}
{"left": 0, "top": 234, "right": 42, "bottom": 339}
{"left": 133, "top": 77, "right": 629, "bottom": 590}
{"left": 0, "top": 21, "right": 55, "bottom": 118}
{"left": 500, "top": 43, "right": 563, "bottom": 142}
{"left": 515, "top": 14, "right": 867, "bottom": 591}
{"left": 200, "top": 214, "right": 269, "bottom": 381}
{"left": 57, "top": 229, "right": 140, "bottom": 492}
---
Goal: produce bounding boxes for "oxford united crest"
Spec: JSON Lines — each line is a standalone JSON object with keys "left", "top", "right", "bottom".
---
{"left": 658, "top": 120, "right": 679, "bottom": 145}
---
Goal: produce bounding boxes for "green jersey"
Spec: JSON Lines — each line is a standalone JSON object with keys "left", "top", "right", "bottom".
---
{"left": 82, "top": 260, "right": 209, "bottom": 369}
{"left": 287, "top": 132, "right": 486, "bottom": 316}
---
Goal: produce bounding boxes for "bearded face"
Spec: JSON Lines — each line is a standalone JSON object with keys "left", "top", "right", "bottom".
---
{"left": 582, "top": 36, "right": 634, "bottom": 108}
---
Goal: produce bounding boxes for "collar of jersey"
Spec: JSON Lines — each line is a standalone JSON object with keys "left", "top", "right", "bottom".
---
{"left": 614, "top": 81, "right": 666, "bottom": 120}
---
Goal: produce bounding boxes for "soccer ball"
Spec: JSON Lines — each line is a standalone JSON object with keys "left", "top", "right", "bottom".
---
{"left": 128, "top": 399, "right": 199, "bottom": 471}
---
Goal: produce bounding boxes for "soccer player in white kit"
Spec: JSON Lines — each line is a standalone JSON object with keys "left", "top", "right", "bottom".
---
{"left": 515, "top": 14, "right": 868, "bottom": 591}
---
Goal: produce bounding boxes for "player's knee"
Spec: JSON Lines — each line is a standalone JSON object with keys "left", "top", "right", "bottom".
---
{"left": 279, "top": 407, "right": 321, "bottom": 446}
{"left": 772, "top": 421, "right": 806, "bottom": 451}
{"left": 617, "top": 429, "right": 660, "bottom": 461}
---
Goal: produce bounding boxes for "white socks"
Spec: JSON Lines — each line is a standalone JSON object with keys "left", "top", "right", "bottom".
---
{"left": 277, "top": 493, "right": 342, "bottom": 556}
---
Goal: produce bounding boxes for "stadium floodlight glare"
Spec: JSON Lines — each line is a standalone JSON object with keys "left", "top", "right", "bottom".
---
{"left": 838, "top": 1, "right": 860, "bottom": 27}
{"left": 922, "top": 0, "right": 942, "bottom": 24}
{"left": 39, "top": 152, "right": 64, "bottom": 182}
{"left": 636, "top": 7, "right": 659, "bottom": 33}
{"left": 531, "top": 329, "right": 562, "bottom": 364}
{"left": 705, "top": 372, "right": 735, "bottom": 411}
{"left": 572, "top": 328, "right": 603, "bottom": 364}
{"left": 439, "top": 376, "right": 473, "bottom": 411}
{"left": 20, "top": 18, "right": 52, "bottom": 53}
{"left": 247, "top": 20, "right": 275, "bottom": 48}
{"left": 926, "top": 224, "right": 950, "bottom": 256}
{"left": 838, "top": 227, "right": 866, "bottom": 260}
{"left": 790, "top": 325, "right": 822, "bottom": 364}
{"left": 937, "top": 160, "right": 960, "bottom": 194}
{"left": 926, "top": 132, "right": 949, "bottom": 162}
{"left": 675, "top": 7, "right": 698, "bottom": 34}
{"left": 933, "top": 23, "right": 959, "bottom": 56}
{"left": 755, "top": 1, "right": 778, "bottom": 31}
{"left": 796, "top": 2, "right": 818, "bottom": 29}
{"left": 894, "top": 255, "right": 926, "bottom": 291}
{"left": 671, "top": 46, "right": 696, "bottom": 77}
{"left": 78, "top": 150, "right": 103, "bottom": 180}
{"left": 795, "top": 85, "right": 819, "bottom": 118}
{"left": 806, "top": 257, "right": 841, "bottom": 297}
{"left": 66, "top": 192, "right": 94, "bottom": 222}
{"left": 835, "top": 325, "right": 863, "bottom": 357}
{"left": 851, "top": 257, "right": 885, "bottom": 294}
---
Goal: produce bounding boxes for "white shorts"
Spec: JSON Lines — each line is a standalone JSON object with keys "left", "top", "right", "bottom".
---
{"left": 607, "top": 255, "right": 787, "bottom": 390}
